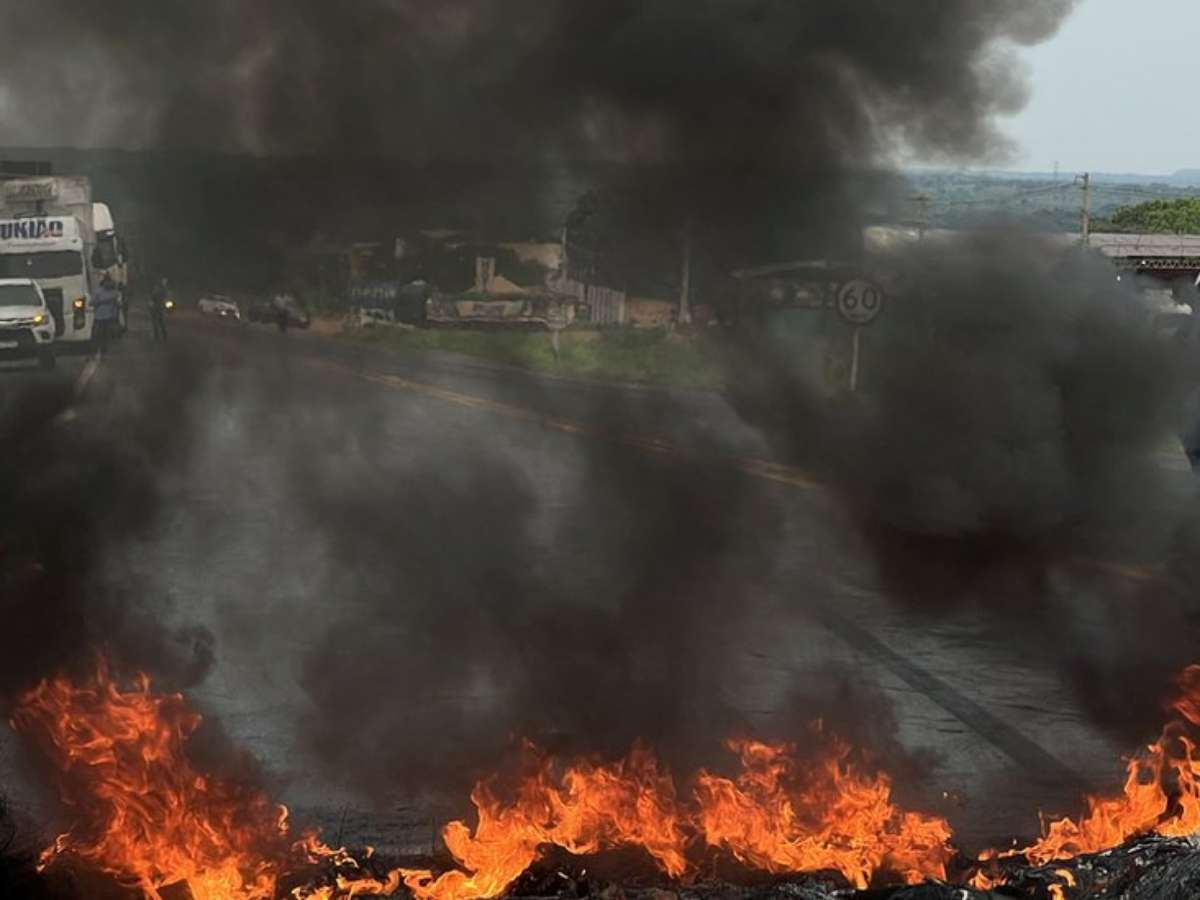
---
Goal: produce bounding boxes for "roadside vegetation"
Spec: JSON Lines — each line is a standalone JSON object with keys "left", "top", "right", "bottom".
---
{"left": 1095, "top": 197, "right": 1200, "bottom": 234}
{"left": 343, "top": 324, "right": 729, "bottom": 391}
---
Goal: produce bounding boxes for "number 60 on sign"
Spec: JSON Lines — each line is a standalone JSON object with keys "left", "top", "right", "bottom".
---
{"left": 835, "top": 279, "right": 884, "bottom": 326}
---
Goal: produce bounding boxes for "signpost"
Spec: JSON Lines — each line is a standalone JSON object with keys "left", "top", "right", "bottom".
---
{"left": 835, "top": 279, "right": 884, "bottom": 392}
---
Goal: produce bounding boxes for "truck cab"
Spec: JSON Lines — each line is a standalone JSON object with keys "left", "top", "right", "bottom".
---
{"left": 92, "top": 202, "right": 128, "bottom": 332}
{"left": 0, "top": 216, "right": 93, "bottom": 342}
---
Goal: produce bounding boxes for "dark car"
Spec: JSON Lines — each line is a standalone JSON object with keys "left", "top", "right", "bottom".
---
{"left": 278, "top": 296, "right": 311, "bottom": 329}
{"left": 247, "top": 301, "right": 275, "bottom": 323}
{"left": 248, "top": 296, "right": 310, "bottom": 329}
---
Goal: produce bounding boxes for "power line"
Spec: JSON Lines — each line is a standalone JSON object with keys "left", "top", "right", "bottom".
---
{"left": 1092, "top": 185, "right": 1198, "bottom": 198}
{"left": 924, "top": 182, "right": 1197, "bottom": 212}
{"left": 930, "top": 181, "right": 1077, "bottom": 208}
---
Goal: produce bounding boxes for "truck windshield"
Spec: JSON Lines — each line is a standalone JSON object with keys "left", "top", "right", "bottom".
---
{"left": 93, "top": 234, "right": 119, "bottom": 269}
{"left": 0, "top": 251, "right": 83, "bottom": 279}
{"left": 0, "top": 283, "right": 42, "bottom": 307}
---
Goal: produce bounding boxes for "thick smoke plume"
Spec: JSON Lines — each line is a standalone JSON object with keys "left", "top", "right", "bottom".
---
{"left": 728, "top": 230, "right": 1200, "bottom": 743}
{"left": 5, "top": 0, "right": 1144, "bottom": 852}
{"left": 185, "top": 358, "right": 782, "bottom": 798}
{"left": 3, "top": 1, "right": 1073, "bottom": 164}
{"left": 0, "top": 353, "right": 217, "bottom": 707}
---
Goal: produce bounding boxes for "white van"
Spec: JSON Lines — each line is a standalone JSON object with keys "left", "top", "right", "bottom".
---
{"left": 0, "top": 278, "right": 57, "bottom": 368}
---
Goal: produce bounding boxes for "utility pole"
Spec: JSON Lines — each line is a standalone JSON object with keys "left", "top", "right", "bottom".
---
{"left": 678, "top": 220, "right": 692, "bottom": 325}
{"left": 1076, "top": 172, "right": 1092, "bottom": 248}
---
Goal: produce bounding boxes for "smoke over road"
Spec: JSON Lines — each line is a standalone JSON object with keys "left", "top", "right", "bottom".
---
{"left": 0, "top": 351, "right": 217, "bottom": 706}
{"left": 15, "top": 0, "right": 1194, "bottom": 855}
{"left": 728, "top": 228, "right": 1200, "bottom": 743}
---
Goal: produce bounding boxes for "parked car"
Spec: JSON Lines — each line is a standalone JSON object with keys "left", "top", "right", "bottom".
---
{"left": 197, "top": 294, "right": 241, "bottom": 320}
{"left": 246, "top": 301, "right": 275, "bottom": 323}
{"left": 274, "top": 294, "right": 311, "bottom": 329}
{"left": 248, "top": 295, "right": 310, "bottom": 329}
{"left": 356, "top": 307, "right": 396, "bottom": 327}
{"left": 0, "top": 278, "right": 56, "bottom": 369}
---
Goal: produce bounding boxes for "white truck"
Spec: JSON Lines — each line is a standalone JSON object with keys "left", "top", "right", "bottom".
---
{"left": 0, "top": 176, "right": 104, "bottom": 344}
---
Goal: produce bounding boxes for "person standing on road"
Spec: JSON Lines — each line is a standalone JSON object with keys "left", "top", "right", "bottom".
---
{"left": 92, "top": 275, "right": 120, "bottom": 353}
{"left": 272, "top": 292, "right": 289, "bottom": 334}
{"left": 150, "top": 277, "right": 170, "bottom": 342}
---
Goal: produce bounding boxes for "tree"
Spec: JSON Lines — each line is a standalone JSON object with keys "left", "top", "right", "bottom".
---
{"left": 1105, "top": 197, "right": 1200, "bottom": 234}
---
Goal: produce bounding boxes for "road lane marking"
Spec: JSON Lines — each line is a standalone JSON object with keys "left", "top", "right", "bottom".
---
{"left": 313, "top": 357, "right": 1170, "bottom": 580}
{"left": 304, "top": 353, "right": 1153, "bottom": 778}
{"left": 75, "top": 352, "right": 101, "bottom": 397}
{"left": 811, "top": 601, "right": 1089, "bottom": 793}
{"left": 1068, "top": 556, "right": 1165, "bottom": 583}
{"left": 54, "top": 351, "right": 102, "bottom": 423}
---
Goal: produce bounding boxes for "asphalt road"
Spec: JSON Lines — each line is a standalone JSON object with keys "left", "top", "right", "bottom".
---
{"left": 0, "top": 338, "right": 93, "bottom": 391}
{"left": 2, "top": 309, "right": 1196, "bottom": 860}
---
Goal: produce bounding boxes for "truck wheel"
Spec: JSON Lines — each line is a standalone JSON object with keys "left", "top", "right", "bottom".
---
{"left": 38, "top": 351, "right": 56, "bottom": 370}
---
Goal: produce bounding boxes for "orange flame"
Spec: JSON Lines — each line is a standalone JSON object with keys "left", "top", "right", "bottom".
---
{"left": 694, "top": 737, "right": 953, "bottom": 889}
{"left": 975, "top": 663, "right": 1200, "bottom": 883}
{"left": 52, "top": 657, "right": 1200, "bottom": 899}
{"left": 404, "top": 737, "right": 952, "bottom": 900}
{"left": 401, "top": 743, "right": 688, "bottom": 900}
{"left": 10, "top": 663, "right": 399, "bottom": 900}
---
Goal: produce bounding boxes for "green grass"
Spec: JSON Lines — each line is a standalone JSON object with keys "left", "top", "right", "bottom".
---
{"left": 343, "top": 325, "right": 728, "bottom": 390}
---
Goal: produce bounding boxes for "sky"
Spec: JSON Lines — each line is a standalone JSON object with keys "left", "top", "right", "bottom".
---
{"left": 1001, "top": 0, "right": 1200, "bottom": 175}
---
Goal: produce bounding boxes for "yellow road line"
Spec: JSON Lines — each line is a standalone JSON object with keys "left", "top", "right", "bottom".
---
{"left": 55, "top": 351, "right": 102, "bottom": 424}
{"left": 314, "top": 357, "right": 1168, "bottom": 581}
{"left": 1068, "top": 556, "right": 1166, "bottom": 583}
{"left": 75, "top": 352, "right": 102, "bottom": 397}
{"left": 310, "top": 359, "right": 821, "bottom": 490}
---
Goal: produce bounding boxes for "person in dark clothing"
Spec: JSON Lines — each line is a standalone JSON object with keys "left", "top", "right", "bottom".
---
{"left": 92, "top": 275, "right": 120, "bottom": 353}
{"left": 149, "top": 277, "right": 170, "bottom": 342}
{"left": 272, "top": 293, "right": 289, "bottom": 333}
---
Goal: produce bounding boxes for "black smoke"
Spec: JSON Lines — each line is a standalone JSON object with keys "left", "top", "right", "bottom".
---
{"left": 1, "top": 1, "right": 1073, "bottom": 164}
{"left": 0, "top": 2, "right": 1080, "bottom": 295}
{"left": 0, "top": 349, "right": 217, "bottom": 707}
{"left": 188, "top": 355, "right": 780, "bottom": 799}
{"left": 7, "top": 0, "right": 1155, "bottom": 853}
{"left": 727, "top": 228, "right": 1200, "bottom": 745}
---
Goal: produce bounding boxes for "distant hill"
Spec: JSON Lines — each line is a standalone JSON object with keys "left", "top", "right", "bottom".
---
{"left": 904, "top": 169, "right": 1200, "bottom": 233}
{"left": 924, "top": 167, "right": 1200, "bottom": 189}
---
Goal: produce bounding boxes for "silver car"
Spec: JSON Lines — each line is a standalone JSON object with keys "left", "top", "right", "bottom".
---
{"left": 197, "top": 294, "right": 241, "bottom": 320}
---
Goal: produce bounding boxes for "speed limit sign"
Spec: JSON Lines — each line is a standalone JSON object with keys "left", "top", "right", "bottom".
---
{"left": 836, "top": 279, "right": 884, "bottom": 325}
